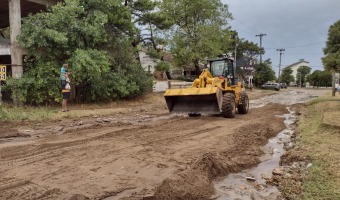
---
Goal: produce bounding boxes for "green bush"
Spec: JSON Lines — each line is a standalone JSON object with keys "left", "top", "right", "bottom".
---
{"left": 4, "top": 0, "right": 153, "bottom": 104}
{"left": 155, "top": 61, "right": 170, "bottom": 71}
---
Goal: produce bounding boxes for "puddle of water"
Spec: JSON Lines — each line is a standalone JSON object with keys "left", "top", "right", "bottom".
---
{"left": 102, "top": 187, "right": 141, "bottom": 200}
{"left": 211, "top": 108, "right": 296, "bottom": 200}
{"left": 250, "top": 90, "right": 318, "bottom": 108}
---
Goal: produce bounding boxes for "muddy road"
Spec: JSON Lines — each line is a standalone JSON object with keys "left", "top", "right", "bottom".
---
{"left": 0, "top": 89, "right": 328, "bottom": 200}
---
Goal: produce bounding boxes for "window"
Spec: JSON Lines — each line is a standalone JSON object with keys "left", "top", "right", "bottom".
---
{"left": 211, "top": 60, "right": 234, "bottom": 77}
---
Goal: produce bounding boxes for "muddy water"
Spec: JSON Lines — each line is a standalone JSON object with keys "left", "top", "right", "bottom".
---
{"left": 250, "top": 89, "right": 319, "bottom": 107}
{"left": 211, "top": 90, "right": 320, "bottom": 200}
{"left": 211, "top": 108, "right": 296, "bottom": 200}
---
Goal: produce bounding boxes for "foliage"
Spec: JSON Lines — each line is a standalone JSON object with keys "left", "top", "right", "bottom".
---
{"left": 253, "top": 60, "right": 276, "bottom": 86}
{"left": 5, "top": 0, "right": 152, "bottom": 104}
{"left": 322, "top": 20, "right": 340, "bottom": 72}
{"left": 129, "top": 0, "right": 173, "bottom": 48}
{"left": 5, "top": 60, "right": 60, "bottom": 104}
{"left": 0, "top": 27, "right": 10, "bottom": 39}
{"left": 126, "top": 0, "right": 174, "bottom": 77}
{"left": 280, "top": 67, "right": 294, "bottom": 84}
{"left": 146, "top": 48, "right": 162, "bottom": 60}
{"left": 296, "top": 65, "right": 311, "bottom": 86}
{"left": 236, "top": 39, "right": 264, "bottom": 79}
{"left": 307, "top": 70, "right": 332, "bottom": 87}
{"left": 155, "top": 61, "right": 170, "bottom": 72}
{"left": 161, "top": 0, "right": 233, "bottom": 72}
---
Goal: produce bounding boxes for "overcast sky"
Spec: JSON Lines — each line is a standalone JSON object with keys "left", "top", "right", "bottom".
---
{"left": 222, "top": 0, "right": 340, "bottom": 75}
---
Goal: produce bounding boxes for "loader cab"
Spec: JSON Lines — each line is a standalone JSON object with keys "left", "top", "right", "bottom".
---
{"left": 208, "top": 58, "right": 236, "bottom": 85}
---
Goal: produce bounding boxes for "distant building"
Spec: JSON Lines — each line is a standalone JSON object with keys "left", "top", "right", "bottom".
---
{"left": 0, "top": 0, "right": 59, "bottom": 78}
{"left": 283, "top": 59, "right": 310, "bottom": 85}
{"left": 138, "top": 48, "right": 179, "bottom": 79}
{"left": 139, "top": 49, "right": 156, "bottom": 74}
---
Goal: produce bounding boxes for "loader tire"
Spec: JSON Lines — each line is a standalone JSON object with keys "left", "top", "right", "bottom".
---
{"left": 222, "top": 93, "right": 236, "bottom": 118}
{"left": 238, "top": 92, "right": 249, "bottom": 114}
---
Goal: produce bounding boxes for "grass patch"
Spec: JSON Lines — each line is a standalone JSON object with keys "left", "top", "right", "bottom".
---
{"left": 0, "top": 104, "right": 130, "bottom": 122}
{"left": 296, "top": 97, "right": 340, "bottom": 199}
{"left": 0, "top": 105, "right": 58, "bottom": 121}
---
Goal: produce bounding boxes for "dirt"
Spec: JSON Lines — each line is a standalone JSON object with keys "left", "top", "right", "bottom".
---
{"left": 0, "top": 89, "right": 328, "bottom": 200}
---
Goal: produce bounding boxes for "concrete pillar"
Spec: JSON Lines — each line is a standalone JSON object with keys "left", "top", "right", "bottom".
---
{"left": 9, "top": 0, "right": 23, "bottom": 79}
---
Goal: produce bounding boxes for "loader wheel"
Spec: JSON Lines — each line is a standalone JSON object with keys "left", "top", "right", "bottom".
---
{"left": 222, "top": 93, "right": 236, "bottom": 118}
{"left": 188, "top": 113, "right": 201, "bottom": 117}
{"left": 238, "top": 92, "right": 249, "bottom": 114}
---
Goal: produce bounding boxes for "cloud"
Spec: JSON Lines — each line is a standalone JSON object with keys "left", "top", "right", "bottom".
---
{"left": 222, "top": 0, "right": 340, "bottom": 73}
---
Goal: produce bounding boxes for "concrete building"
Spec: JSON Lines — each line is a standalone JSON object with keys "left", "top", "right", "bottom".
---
{"left": 283, "top": 59, "right": 310, "bottom": 85}
{"left": 138, "top": 48, "right": 180, "bottom": 79}
{"left": 0, "top": 0, "right": 59, "bottom": 78}
{"left": 138, "top": 49, "right": 156, "bottom": 74}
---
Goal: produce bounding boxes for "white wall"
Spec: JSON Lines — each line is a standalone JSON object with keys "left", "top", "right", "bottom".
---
{"left": 281, "top": 61, "right": 309, "bottom": 83}
{"left": 139, "top": 51, "right": 156, "bottom": 74}
{"left": 288, "top": 61, "right": 310, "bottom": 84}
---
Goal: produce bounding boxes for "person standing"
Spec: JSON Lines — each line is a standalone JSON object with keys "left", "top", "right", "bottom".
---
{"left": 336, "top": 83, "right": 340, "bottom": 95}
{"left": 60, "top": 64, "right": 71, "bottom": 112}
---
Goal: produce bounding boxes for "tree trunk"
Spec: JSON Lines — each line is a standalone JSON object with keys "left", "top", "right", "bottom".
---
{"left": 332, "top": 71, "right": 336, "bottom": 96}
{"left": 165, "top": 71, "right": 172, "bottom": 79}
{"left": 194, "top": 59, "right": 201, "bottom": 77}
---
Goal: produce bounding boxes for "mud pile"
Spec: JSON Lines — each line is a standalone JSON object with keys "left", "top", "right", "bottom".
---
{"left": 155, "top": 116, "right": 285, "bottom": 200}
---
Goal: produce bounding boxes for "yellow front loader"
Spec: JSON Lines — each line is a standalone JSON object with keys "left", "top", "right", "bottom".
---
{"left": 164, "top": 56, "right": 249, "bottom": 118}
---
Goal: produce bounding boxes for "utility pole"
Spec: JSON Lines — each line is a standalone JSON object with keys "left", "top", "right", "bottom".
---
{"left": 256, "top": 33, "right": 266, "bottom": 64}
{"left": 277, "top": 48, "right": 285, "bottom": 82}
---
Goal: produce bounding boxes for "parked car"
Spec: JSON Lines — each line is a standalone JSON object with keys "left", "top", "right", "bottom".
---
{"left": 280, "top": 83, "right": 288, "bottom": 89}
{"left": 261, "top": 82, "right": 281, "bottom": 91}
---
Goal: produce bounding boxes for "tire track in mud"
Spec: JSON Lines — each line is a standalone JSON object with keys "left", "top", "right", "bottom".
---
{"left": 0, "top": 177, "right": 64, "bottom": 200}
{"left": 0, "top": 126, "right": 137, "bottom": 161}
{"left": 153, "top": 106, "right": 289, "bottom": 200}
{"left": 0, "top": 116, "right": 186, "bottom": 158}
{"left": 0, "top": 96, "right": 301, "bottom": 200}
{"left": 0, "top": 116, "right": 216, "bottom": 170}
{"left": 0, "top": 116, "right": 222, "bottom": 200}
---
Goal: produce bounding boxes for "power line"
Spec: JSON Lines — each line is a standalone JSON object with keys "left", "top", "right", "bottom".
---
{"left": 285, "top": 52, "right": 323, "bottom": 55}
{"left": 283, "top": 53, "right": 323, "bottom": 56}
{"left": 233, "top": 18, "right": 260, "bottom": 34}
{"left": 264, "top": 41, "right": 325, "bottom": 50}
{"left": 230, "top": 24, "right": 256, "bottom": 37}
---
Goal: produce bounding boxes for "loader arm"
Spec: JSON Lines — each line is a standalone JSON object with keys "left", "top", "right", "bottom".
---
{"left": 164, "top": 56, "right": 248, "bottom": 117}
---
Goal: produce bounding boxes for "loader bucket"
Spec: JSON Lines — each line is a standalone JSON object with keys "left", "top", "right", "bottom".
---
{"left": 164, "top": 87, "right": 223, "bottom": 114}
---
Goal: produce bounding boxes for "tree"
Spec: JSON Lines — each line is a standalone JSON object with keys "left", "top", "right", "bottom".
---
{"left": 322, "top": 20, "right": 340, "bottom": 96}
{"left": 253, "top": 59, "right": 276, "bottom": 86}
{"left": 5, "top": 0, "right": 153, "bottom": 104}
{"left": 280, "top": 67, "right": 294, "bottom": 84}
{"left": 236, "top": 39, "right": 264, "bottom": 80}
{"left": 308, "top": 70, "right": 332, "bottom": 87}
{"left": 161, "top": 0, "right": 233, "bottom": 74}
{"left": 296, "top": 65, "right": 311, "bottom": 86}
{"left": 128, "top": 0, "right": 173, "bottom": 48}
{"left": 125, "top": 0, "right": 174, "bottom": 78}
